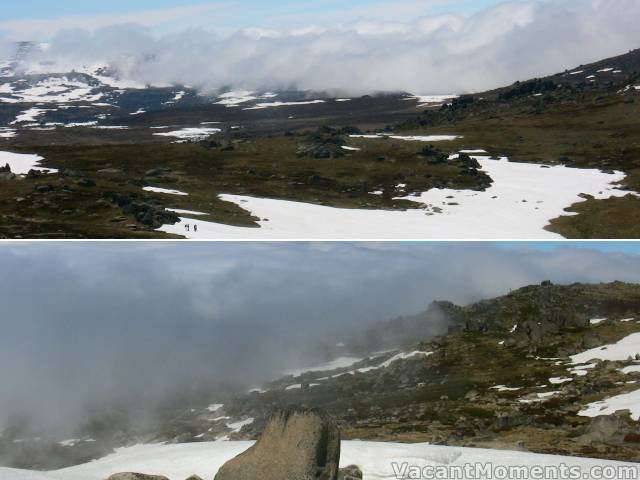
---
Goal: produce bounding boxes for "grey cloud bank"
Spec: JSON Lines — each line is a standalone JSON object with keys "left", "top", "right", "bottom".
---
{"left": 1, "top": 242, "right": 640, "bottom": 434}
{"left": 4, "top": 0, "right": 640, "bottom": 94}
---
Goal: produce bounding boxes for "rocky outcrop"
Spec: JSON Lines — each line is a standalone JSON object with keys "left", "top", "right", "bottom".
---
{"left": 110, "top": 193, "right": 180, "bottom": 228}
{"left": 338, "top": 465, "right": 363, "bottom": 480}
{"left": 214, "top": 407, "right": 341, "bottom": 480}
{"left": 0, "top": 162, "right": 15, "bottom": 180}
{"left": 576, "top": 414, "right": 630, "bottom": 445}
{"left": 107, "top": 474, "right": 169, "bottom": 480}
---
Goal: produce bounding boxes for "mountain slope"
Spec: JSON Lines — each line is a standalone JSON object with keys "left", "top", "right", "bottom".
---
{"left": 4, "top": 282, "right": 640, "bottom": 469}
{"left": 398, "top": 48, "right": 640, "bottom": 238}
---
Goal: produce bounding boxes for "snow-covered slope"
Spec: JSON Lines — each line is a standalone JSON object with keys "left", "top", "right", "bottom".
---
{"left": 158, "top": 155, "right": 635, "bottom": 240}
{"left": 2, "top": 441, "right": 638, "bottom": 480}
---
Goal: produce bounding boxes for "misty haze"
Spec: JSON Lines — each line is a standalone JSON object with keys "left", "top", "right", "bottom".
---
{"left": 2, "top": 242, "right": 640, "bottom": 478}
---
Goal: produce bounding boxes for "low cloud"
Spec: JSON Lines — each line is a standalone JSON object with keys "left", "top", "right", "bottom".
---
{"left": 8, "top": 0, "right": 640, "bottom": 95}
{"left": 1, "top": 242, "right": 640, "bottom": 435}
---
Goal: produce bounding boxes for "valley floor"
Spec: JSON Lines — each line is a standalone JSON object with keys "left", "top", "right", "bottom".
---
{"left": 156, "top": 154, "right": 633, "bottom": 240}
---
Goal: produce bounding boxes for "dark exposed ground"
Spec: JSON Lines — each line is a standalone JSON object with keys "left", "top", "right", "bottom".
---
{"left": 0, "top": 132, "right": 491, "bottom": 238}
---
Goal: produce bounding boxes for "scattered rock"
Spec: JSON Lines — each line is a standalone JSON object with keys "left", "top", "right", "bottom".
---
{"left": 576, "top": 414, "right": 629, "bottom": 445}
{"left": 338, "top": 465, "right": 363, "bottom": 480}
{"left": 34, "top": 184, "right": 54, "bottom": 193}
{"left": 77, "top": 178, "right": 97, "bottom": 188}
{"left": 110, "top": 193, "right": 180, "bottom": 228}
{"left": 61, "top": 169, "right": 81, "bottom": 177}
{"left": 107, "top": 474, "right": 169, "bottom": 480}
{"left": 27, "top": 169, "right": 47, "bottom": 179}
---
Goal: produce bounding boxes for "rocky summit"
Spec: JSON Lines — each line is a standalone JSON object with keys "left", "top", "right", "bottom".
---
{"left": 215, "top": 408, "right": 341, "bottom": 480}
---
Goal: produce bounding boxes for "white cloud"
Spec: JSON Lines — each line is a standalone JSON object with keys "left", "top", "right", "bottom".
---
{"left": 5, "top": 0, "right": 640, "bottom": 95}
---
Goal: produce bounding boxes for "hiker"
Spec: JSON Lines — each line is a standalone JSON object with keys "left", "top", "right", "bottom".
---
{"left": 185, "top": 224, "right": 190, "bottom": 232}
{"left": 194, "top": 224, "right": 198, "bottom": 233}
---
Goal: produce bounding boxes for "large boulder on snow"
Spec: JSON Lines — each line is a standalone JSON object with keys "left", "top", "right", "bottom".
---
{"left": 107, "top": 474, "right": 169, "bottom": 480}
{"left": 214, "top": 407, "right": 341, "bottom": 480}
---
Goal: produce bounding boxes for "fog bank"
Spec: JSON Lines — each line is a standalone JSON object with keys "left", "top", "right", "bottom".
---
{"left": 5, "top": 0, "right": 640, "bottom": 95}
{"left": 1, "top": 242, "right": 640, "bottom": 436}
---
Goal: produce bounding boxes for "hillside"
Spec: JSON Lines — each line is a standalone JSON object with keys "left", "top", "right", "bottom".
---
{"left": 3, "top": 281, "right": 640, "bottom": 469}
{"left": 0, "top": 48, "right": 639, "bottom": 238}
{"left": 398, "top": 48, "right": 640, "bottom": 237}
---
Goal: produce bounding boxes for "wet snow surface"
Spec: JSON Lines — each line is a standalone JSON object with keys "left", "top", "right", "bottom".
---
{"left": 2, "top": 441, "right": 637, "bottom": 480}
{"left": 158, "top": 155, "right": 635, "bottom": 239}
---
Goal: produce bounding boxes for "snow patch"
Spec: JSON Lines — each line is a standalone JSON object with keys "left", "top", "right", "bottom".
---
{"left": 286, "top": 357, "right": 363, "bottom": 377}
{"left": 571, "top": 333, "right": 640, "bottom": 364}
{"left": 348, "top": 351, "right": 433, "bottom": 375}
{"left": 167, "top": 208, "right": 208, "bottom": 216}
{"left": 350, "top": 134, "right": 460, "bottom": 142}
{"left": 0, "top": 128, "right": 16, "bottom": 138}
{"left": 226, "top": 418, "right": 254, "bottom": 433}
{"left": 157, "top": 155, "right": 635, "bottom": 240}
{"left": 154, "top": 127, "right": 221, "bottom": 141}
{"left": 621, "top": 364, "right": 640, "bottom": 375}
{"left": 568, "top": 363, "right": 597, "bottom": 377}
{"left": 244, "top": 100, "right": 325, "bottom": 110}
{"left": 579, "top": 388, "right": 640, "bottom": 420}
{"left": 549, "top": 377, "right": 573, "bottom": 385}
{"left": 143, "top": 186, "right": 188, "bottom": 196}
{"left": 491, "top": 385, "right": 522, "bottom": 392}
{"left": 11, "top": 107, "right": 52, "bottom": 124}
{"left": 0, "top": 151, "right": 57, "bottom": 175}
{"left": 406, "top": 94, "right": 458, "bottom": 106}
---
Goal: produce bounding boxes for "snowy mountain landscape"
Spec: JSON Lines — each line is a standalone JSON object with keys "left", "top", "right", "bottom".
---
{"left": 3, "top": 0, "right": 640, "bottom": 478}
{"left": 4, "top": 277, "right": 640, "bottom": 477}
{"left": 1, "top": 39, "right": 639, "bottom": 239}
